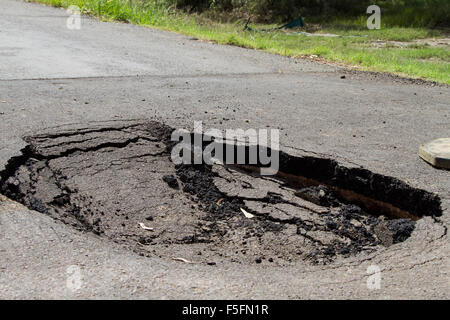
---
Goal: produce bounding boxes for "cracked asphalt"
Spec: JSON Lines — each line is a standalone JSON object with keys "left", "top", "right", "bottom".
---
{"left": 0, "top": 0, "right": 449, "bottom": 299}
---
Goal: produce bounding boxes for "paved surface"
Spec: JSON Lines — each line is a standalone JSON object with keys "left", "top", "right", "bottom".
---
{"left": 0, "top": 0, "right": 449, "bottom": 299}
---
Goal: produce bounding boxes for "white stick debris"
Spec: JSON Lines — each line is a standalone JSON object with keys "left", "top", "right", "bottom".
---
{"left": 139, "top": 222, "right": 153, "bottom": 231}
{"left": 240, "top": 208, "right": 254, "bottom": 219}
{"left": 172, "top": 257, "right": 195, "bottom": 264}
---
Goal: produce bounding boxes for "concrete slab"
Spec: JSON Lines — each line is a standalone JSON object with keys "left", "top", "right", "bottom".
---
{"left": 419, "top": 138, "right": 450, "bottom": 169}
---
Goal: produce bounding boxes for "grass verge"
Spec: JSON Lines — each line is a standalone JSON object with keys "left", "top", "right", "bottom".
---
{"left": 29, "top": 0, "right": 449, "bottom": 84}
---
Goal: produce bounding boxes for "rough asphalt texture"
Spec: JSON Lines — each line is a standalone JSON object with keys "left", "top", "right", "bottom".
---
{"left": 0, "top": 0, "right": 449, "bottom": 299}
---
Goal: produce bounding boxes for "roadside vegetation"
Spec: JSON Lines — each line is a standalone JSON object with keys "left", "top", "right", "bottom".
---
{"left": 30, "top": 0, "right": 449, "bottom": 84}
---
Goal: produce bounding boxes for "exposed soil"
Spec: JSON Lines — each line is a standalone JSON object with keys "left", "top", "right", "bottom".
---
{"left": 370, "top": 38, "right": 450, "bottom": 49}
{"left": 0, "top": 121, "right": 442, "bottom": 265}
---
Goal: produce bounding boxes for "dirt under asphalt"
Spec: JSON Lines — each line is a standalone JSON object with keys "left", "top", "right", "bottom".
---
{"left": 0, "top": 0, "right": 449, "bottom": 299}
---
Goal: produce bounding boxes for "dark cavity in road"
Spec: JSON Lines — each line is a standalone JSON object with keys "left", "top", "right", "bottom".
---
{"left": 0, "top": 121, "right": 442, "bottom": 265}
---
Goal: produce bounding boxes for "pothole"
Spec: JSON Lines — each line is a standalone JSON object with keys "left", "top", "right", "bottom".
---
{"left": 0, "top": 121, "right": 442, "bottom": 265}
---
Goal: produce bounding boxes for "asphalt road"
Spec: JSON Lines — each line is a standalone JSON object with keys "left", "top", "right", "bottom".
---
{"left": 0, "top": 0, "right": 449, "bottom": 299}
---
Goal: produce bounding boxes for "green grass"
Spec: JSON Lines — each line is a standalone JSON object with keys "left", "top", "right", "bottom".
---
{"left": 30, "top": 0, "right": 450, "bottom": 84}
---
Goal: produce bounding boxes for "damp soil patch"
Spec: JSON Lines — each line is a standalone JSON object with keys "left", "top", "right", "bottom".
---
{"left": 0, "top": 121, "right": 442, "bottom": 265}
